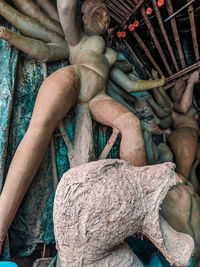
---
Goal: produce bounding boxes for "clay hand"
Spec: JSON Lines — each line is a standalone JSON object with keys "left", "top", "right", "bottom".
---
{"left": 188, "top": 70, "right": 199, "bottom": 84}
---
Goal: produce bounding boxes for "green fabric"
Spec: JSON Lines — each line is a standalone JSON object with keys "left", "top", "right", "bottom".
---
{"left": 0, "top": 33, "right": 19, "bottom": 192}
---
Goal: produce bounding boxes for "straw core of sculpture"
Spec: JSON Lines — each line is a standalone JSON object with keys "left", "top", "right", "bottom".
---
{"left": 53, "top": 160, "right": 194, "bottom": 267}
{"left": 0, "top": 0, "right": 165, "bottom": 254}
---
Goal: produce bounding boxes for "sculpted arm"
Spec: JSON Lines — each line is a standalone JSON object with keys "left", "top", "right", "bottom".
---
{"left": 0, "top": 0, "right": 69, "bottom": 62}
{"left": 0, "top": 26, "right": 68, "bottom": 62}
{"left": 109, "top": 67, "right": 165, "bottom": 92}
{"left": 35, "top": 0, "right": 60, "bottom": 22}
{"left": 12, "top": 0, "right": 63, "bottom": 36}
{"left": 57, "top": 0, "right": 82, "bottom": 45}
{"left": 173, "top": 71, "right": 199, "bottom": 113}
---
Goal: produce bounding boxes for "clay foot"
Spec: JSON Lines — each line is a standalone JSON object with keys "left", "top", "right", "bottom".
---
{"left": 0, "top": 26, "right": 6, "bottom": 37}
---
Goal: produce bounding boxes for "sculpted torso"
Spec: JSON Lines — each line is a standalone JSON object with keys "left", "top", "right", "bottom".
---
{"left": 69, "top": 35, "right": 117, "bottom": 102}
{"left": 172, "top": 107, "right": 199, "bottom": 132}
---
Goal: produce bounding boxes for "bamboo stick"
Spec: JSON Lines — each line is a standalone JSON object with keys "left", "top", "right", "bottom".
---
{"left": 152, "top": 0, "right": 179, "bottom": 72}
{"left": 166, "top": 61, "right": 200, "bottom": 82}
{"left": 99, "top": 128, "right": 120, "bottom": 160}
{"left": 165, "top": 0, "right": 186, "bottom": 69}
{"left": 140, "top": 6, "right": 173, "bottom": 76}
{"left": 132, "top": 31, "right": 164, "bottom": 77}
{"left": 123, "top": 39, "right": 152, "bottom": 77}
{"left": 105, "top": 1, "right": 127, "bottom": 20}
{"left": 187, "top": 0, "right": 199, "bottom": 62}
{"left": 50, "top": 137, "right": 59, "bottom": 190}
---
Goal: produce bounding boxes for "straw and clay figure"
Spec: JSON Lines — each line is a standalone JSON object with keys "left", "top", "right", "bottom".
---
{"left": 168, "top": 71, "right": 200, "bottom": 179}
{"left": 53, "top": 159, "right": 194, "bottom": 267}
{"left": 148, "top": 70, "right": 200, "bottom": 181}
{"left": 0, "top": 0, "right": 165, "bottom": 254}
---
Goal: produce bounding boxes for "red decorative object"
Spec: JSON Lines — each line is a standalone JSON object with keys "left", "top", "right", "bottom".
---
{"left": 121, "top": 31, "right": 127, "bottom": 38}
{"left": 128, "top": 24, "right": 135, "bottom": 31}
{"left": 123, "top": 24, "right": 128, "bottom": 30}
{"left": 146, "top": 7, "right": 153, "bottom": 15}
{"left": 117, "top": 31, "right": 122, "bottom": 38}
{"left": 157, "top": 0, "right": 164, "bottom": 7}
{"left": 133, "top": 20, "right": 139, "bottom": 28}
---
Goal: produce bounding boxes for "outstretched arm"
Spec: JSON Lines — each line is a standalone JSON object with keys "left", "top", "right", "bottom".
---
{"left": 12, "top": 0, "right": 63, "bottom": 36}
{"left": 36, "top": 0, "right": 60, "bottom": 22}
{"left": 110, "top": 67, "right": 165, "bottom": 92}
{"left": 57, "top": 0, "right": 82, "bottom": 46}
{"left": 0, "top": 0, "right": 63, "bottom": 43}
{"left": 0, "top": 26, "right": 68, "bottom": 62}
{"left": 173, "top": 71, "right": 199, "bottom": 113}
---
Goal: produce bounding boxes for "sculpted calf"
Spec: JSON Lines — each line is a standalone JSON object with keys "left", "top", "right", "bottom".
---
{"left": 53, "top": 160, "right": 194, "bottom": 267}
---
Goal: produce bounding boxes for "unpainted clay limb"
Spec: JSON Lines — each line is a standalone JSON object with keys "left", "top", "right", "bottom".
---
{"left": 35, "top": 0, "right": 60, "bottom": 22}
{"left": 173, "top": 71, "right": 199, "bottom": 113}
{"left": 168, "top": 127, "right": 198, "bottom": 179}
{"left": 0, "top": 65, "right": 80, "bottom": 253}
{"left": 108, "top": 80, "right": 137, "bottom": 104}
{"left": 158, "top": 86, "right": 172, "bottom": 106}
{"left": 152, "top": 87, "right": 171, "bottom": 109}
{"left": 147, "top": 96, "right": 171, "bottom": 118}
{"left": 151, "top": 69, "right": 172, "bottom": 108}
{"left": 57, "top": 0, "right": 82, "bottom": 46}
{"left": 114, "top": 60, "right": 133, "bottom": 73}
{"left": 107, "top": 80, "right": 137, "bottom": 114}
{"left": 189, "top": 160, "right": 200, "bottom": 195}
{"left": 158, "top": 115, "right": 172, "bottom": 129}
{"left": 0, "top": 0, "right": 63, "bottom": 43}
{"left": 89, "top": 93, "right": 147, "bottom": 166}
{"left": 12, "top": 0, "right": 64, "bottom": 36}
{"left": 0, "top": 26, "right": 68, "bottom": 62}
{"left": 110, "top": 67, "right": 165, "bottom": 93}
{"left": 143, "top": 129, "right": 158, "bottom": 165}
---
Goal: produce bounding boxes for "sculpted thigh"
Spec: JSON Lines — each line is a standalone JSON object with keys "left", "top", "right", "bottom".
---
{"left": 30, "top": 65, "right": 80, "bottom": 128}
{"left": 89, "top": 93, "right": 133, "bottom": 128}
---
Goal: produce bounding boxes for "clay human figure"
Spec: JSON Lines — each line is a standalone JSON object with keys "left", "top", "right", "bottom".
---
{"left": 167, "top": 71, "right": 200, "bottom": 179}
{"left": 0, "top": 0, "right": 165, "bottom": 254}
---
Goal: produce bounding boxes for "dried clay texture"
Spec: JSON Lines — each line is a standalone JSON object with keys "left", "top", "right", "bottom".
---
{"left": 53, "top": 159, "right": 194, "bottom": 267}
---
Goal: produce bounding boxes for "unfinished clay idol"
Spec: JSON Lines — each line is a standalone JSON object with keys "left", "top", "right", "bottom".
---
{"left": 53, "top": 159, "right": 194, "bottom": 267}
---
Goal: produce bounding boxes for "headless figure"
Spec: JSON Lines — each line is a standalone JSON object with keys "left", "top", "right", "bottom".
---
{"left": 0, "top": 0, "right": 164, "bottom": 253}
{"left": 168, "top": 71, "right": 199, "bottom": 179}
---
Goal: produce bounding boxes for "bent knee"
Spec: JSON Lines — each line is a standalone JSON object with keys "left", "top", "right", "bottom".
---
{"left": 113, "top": 112, "right": 141, "bottom": 131}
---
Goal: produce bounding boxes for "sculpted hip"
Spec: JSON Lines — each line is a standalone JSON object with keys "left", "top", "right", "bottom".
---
{"left": 77, "top": 65, "right": 107, "bottom": 103}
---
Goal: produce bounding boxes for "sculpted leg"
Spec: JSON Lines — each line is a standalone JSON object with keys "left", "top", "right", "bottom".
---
{"left": 0, "top": 26, "right": 68, "bottom": 62}
{"left": 0, "top": 66, "right": 79, "bottom": 253}
{"left": 89, "top": 93, "right": 146, "bottom": 166}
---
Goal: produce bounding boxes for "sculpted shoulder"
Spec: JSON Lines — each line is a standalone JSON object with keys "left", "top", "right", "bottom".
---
{"left": 104, "top": 48, "right": 117, "bottom": 67}
{"left": 69, "top": 35, "right": 106, "bottom": 59}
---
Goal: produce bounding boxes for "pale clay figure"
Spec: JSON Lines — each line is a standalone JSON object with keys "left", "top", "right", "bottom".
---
{"left": 168, "top": 71, "right": 200, "bottom": 179}
{"left": 0, "top": 0, "right": 165, "bottom": 254}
